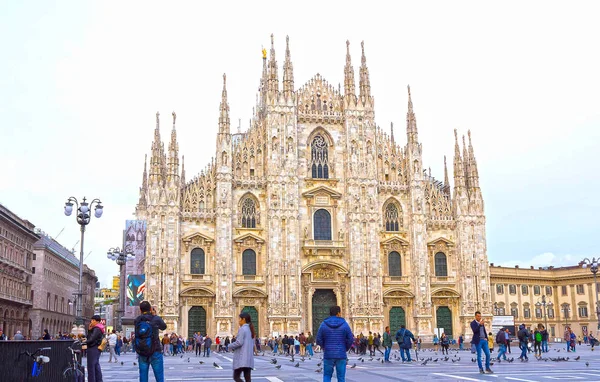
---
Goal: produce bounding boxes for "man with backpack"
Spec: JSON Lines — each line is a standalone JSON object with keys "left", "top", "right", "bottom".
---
{"left": 395, "top": 324, "right": 416, "bottom": 362}
{"left": 517, "top": 324, "right": 529, "bottom": 362}
{"left": 495, "top": 328, "right": 508, "bottom": 362}
{"left": 135, "top": 301, "right": 167, "bottom": 382}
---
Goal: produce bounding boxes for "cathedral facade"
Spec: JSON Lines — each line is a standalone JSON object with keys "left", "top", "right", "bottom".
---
{"left": 134, "top": 36, "right": 491, "bottom": 341}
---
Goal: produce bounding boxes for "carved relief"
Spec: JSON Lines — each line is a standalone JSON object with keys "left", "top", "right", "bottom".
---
{"left": 313, "top": 267, "right": 335, "bottom": 280}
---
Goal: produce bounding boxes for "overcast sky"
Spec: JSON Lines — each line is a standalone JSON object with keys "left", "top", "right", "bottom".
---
{"left": 1, "top": 1, "right": 599, "bottom": 288}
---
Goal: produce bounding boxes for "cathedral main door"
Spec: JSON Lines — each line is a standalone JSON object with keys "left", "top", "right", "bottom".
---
{"left": 389, "top": 307, "right": 406, "bottom": 335}
{"left": 312, "top": 289, "right": 337, "bottom": 333}
{"left": 188, "top": 306, "right": 207, "bottom": 338}
{"left": 436, "top": 306, "right": 453, "bottom": 337}
{"left": 242, "top": 306, "right": 259, "bottom": 336}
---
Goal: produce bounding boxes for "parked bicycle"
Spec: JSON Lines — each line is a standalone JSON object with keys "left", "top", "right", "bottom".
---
{"left": 63, "top": 340, "right": 84, "bottom": 381}
{"left": 18, "top": 346, "right": 51, "bottom": 378}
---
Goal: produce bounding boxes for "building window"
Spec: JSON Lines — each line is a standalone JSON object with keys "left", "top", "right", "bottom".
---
{"left": 546, "top": 286, "right": 553, "bottom": 296}
{"left": 535, "top": 308, "right": 542, "bottom": 318}
{"left": 32, "top": 267, "right": 35, "bottom": 274}
{"left": 522, "top": 285, "right": 529, "bottom": 295}
{"left": 434, "top": 252, "right": 448, "bottom": 277}
{"left": 384, "top": 203, "right": 401, "bottom": 231}
{"left": 524, "top": 307, "right": 531, "bottom": 319}
{"left": 576, "top": 285, "right": 584, "bottom": 294}
{"left": 534, "top": 285, "right": 541, "bottom": 295}
{"left": 388, "top": 251, "right": 401, "bottom": 277}
{"left": 548, "top": 307, "right": 555, "bottom": 318}
{"left": 241, "top": 197, "right": 259, "bottom": 228}
{"left": 313, "top": 209, "right": 332, "bottom": 241}
{"left": 311, "top": 135, "right": 329, "bottom": 179}
{"left": 496, "top": 284, "right": 504, "bottom": 294}
{"left": 579, "top": 306, "right": 589, "bottom": 318}
{"left": 190, "top": 248, "right": 205, "bottom": 275}
{"left": 242, "top": 249, "right": 257, "bottom": 275}
{"left": 550, "top": 326, "right": 555, "bottom": 337}
{"left": 33, "top": 253, "right": 36, "bottom": 260}
{"left": 511, "top": 307, "right": 519, "bottom": 318}
{"left": 509, "top": 285, "right": 516, "bottom": 294}
{"left": 561, "top": 286, "right": 568, "bottom": 296}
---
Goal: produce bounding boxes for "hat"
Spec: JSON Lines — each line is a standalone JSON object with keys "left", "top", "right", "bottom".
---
{"left": 91, "top": 315, "right": 101, "bottom": 321}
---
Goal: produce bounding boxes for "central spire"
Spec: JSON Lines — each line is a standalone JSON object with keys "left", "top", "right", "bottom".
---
{"left": 406, "top": 85, "right": 418, "bottom": 145}
{"left": 358, "top": 41, "right": 371, "bottom": 102}
{"left": 219, "top": 74, "right": 230, "bottom": 134}
{"left": 344, "top": 40, "right": 356, "bottom": 104}
{"left": 267, "top": 34, "right": 279, "bottom": 97}
{"left": 282, "top": 35, "right": 294, "bottom": 99}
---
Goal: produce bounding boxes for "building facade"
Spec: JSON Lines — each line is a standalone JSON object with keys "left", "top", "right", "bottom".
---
{"left": 134, "top": 36, "right": 492, "bottom": 340}
{"left": 30, "top": 234, "right": 80, "bottom": 339}
{"left": 0, "top": 203, "right": 36, "bottom": 338}
{"left": 490, "top": 264, "right": 600, "bottom": 339}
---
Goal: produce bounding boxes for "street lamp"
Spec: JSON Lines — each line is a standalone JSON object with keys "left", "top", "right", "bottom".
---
{"left": 562, "top": 304, "right": 571, "bottom": 328}
{"left": 580, "top": 258, "right": 600, "bottom": 330}
{"left": 493, "top": 302, "right": 499, "bottom": 316}
{"left": 64, "top": 196, "right": 103, "bottom": 326}
{"left": 107, "top": 247, "right": 135, "bottom": 332}
{"left": 535, "top": 295, "right": 553, "bottom": 331}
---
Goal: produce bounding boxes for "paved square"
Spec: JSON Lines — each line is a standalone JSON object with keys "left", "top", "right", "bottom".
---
{"left": 97, "top": 344, "right": 600, "bottom": 381}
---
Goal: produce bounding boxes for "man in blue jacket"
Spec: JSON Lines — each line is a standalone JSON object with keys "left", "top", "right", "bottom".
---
{"left": 471, "top": 311, "right": 493, "bottom": 374}
{"left": 395, "top": 325, "right": 415, "bottom": 362}
{"left": 316, "top": 305, "right": 354, "bottom": 382}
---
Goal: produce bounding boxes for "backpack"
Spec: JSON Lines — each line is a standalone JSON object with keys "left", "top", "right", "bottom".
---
{"left": 496, "top": 331, "right": 504, "bottom": 344}
{"left": 535, "top": 332, "right": 542, "bottom": 342}
{"left": 135, "top": 316, "right": 157, "bottom": 357}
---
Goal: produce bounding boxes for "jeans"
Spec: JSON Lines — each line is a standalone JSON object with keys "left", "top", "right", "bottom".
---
{"left": 139, "top": 351, "right": 164, "bottom": 382}
{"left": 306, "top": 343, "right": 314, "bottom": 356}
{"left": 204, "top": 346, "right": 211, "bottom": 357}
{"left": 519, "top": 341, "right": 528, "bottom": 360}
{"left": 459, "top": 342, "right": 464, "bottom": 350}
{"left": 566, "top": 341, "right": 571, "bottom": 351}
{"left": 323, "top": 358, "right": 347, "bottom": 382}
{"left": 476, "top": 340, "right": 491, "bottom": 370}
{"left": 497, "top": 344, "right": 507, "bottom": 360}
{"left": 400, "top": 347, "right": 411, "bottom": 362}
{"left": 86, "top": 346, "right": 103, "bottom": 382}
{"left": 115, "top": 344, "right": 121, "bottom": 356}
{"left": 273, "top": 343, "right": 278, "bottom": 353}
{"left": 384, "top": 346, "right": 391, "bottom": 361}
{"left": 542, "top": 340, "right": 548, "bottom": 352}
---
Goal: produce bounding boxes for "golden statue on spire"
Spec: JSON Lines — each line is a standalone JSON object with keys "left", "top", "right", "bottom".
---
{"left": 262, "top": 46, "right": 267, "bottom": 60}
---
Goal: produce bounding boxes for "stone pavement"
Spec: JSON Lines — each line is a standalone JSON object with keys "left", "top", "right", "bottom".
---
{"left": 94, "top": 344, "right": 600, "bottom": 381}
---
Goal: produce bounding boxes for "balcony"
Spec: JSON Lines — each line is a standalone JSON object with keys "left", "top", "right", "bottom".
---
{"left": 234, "top": 274, "right": 265, "bottom": 286}
{"left": 0, "top": 290, "right": 33, "bottom": 306}
{"left": 302, "top": 240, "right": 345, "bottom": 257}
{"left": 382, "top": 276, "right": 410, "bottom": 286}
{"left": 182, "top": 274, "right": 213, "bottom": 286}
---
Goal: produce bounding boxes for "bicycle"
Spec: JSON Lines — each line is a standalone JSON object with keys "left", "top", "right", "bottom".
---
{"left": 63, "top": 340, "right": 85, "bottom": 381}
{"left": 18, "top": 346, "right": 51, "bottom": 378}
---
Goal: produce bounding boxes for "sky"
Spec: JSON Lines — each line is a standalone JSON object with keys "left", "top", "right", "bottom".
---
{"left": 1, "top": 1, "right": 599, "bottom": 288}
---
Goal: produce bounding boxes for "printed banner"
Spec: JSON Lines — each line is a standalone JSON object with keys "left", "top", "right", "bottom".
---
{"left": 124, "top": 220, "right": 147, "bottom": 258}
{"left": 127, "top": 274, "right": 146, "bottom": 306}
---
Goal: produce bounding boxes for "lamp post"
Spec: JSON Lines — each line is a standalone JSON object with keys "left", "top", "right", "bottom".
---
{"left": 535, "top": 295, "right": 553, "bottom": 330}
{"left": 107, "top": 247, "right": 135, "bottom": 332}
{"left": 493, "top": 302, "right": 499, "bottom": 316}
{"left": 64, "top": 196, "right": 103, "bottom": 326}
{"left": 562, "top": 304, "right": 571, "bottom": 328}
{"left": 580, "top": 258, "right": 600, "bottom": 330}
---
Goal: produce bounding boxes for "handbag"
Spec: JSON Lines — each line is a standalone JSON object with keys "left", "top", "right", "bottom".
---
{"left": 98, "top": 337, "right": 108, "bottom": 351}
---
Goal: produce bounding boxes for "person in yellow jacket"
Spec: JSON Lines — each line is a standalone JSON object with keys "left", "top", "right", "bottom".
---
{"left": 488, "top": 332, "right": 494, "bottom": 353}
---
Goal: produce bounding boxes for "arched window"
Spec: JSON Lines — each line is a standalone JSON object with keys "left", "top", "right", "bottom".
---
{"left": 509, "top": 284, "right": 517, "bottom": 294}
{"left": 496, "top": 284, "right": 504, "bottom": 294}
{"left": 241, "top": 197, "right": 258, "bottom": 228}
{"left": 313, "top": 209, "right": 332, "bottom": 241}
{"left": 191, "top": 248, "right": 205, "bottom": 274}
{"left": 388, "top": 251, "right": 401, "bottom": 277}
{"left": 521, "top": 285, "right": 529, "bottom": 295}
{"left": 434, "top": 252, "right": 448, "bottom": 277}
{"left": 534, "top": 285, "right": 541, "bottom": 295}
{"left": 384, "top": 203, "right": 401, "bottom": 231}
{"left": 311, "top": 135, "right": 329, "bottom": 179}
{"left": 242, "top": 249, "right": 256, "bottom": 275}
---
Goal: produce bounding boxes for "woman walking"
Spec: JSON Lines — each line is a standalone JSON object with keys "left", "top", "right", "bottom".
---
{"left": 230, "top": 312, "right": 255, "bottom": 382}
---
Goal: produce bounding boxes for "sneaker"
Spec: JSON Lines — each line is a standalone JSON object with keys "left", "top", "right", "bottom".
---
{"left": 485, "top": 369, "right": 494, "bottom": 374}
{"left": 479, "top": 369, "right": 485, "bottom": 374}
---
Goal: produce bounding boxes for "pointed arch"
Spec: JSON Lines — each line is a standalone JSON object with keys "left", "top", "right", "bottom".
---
{"left": 307, "top": 127, "right": 333, "bottom": 179}
{"left": 238, "top": 192, "right": 260, "bottom": 228}
{"left": 382, "top": 197, "right": 403, "bottom": 231}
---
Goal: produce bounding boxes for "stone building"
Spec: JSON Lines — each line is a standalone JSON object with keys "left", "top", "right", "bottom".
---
{"left": 30, "top": 234, "right": 80, "bottom": 338}
{"left": 134, "top": 36, "right": 492, "bottom": 340}
{"left": 0, "top": 203, "right": 36, "bottom": 338}
{"left": 490, "top": 264, "right": 600, "bottom": 339}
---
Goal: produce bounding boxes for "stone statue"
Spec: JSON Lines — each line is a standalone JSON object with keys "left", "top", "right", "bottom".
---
{"left": 304, "top": 226, "right": 309, "bottom": 239}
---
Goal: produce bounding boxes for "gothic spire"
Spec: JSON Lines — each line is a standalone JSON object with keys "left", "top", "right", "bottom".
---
{"left": 259, "top": 44, "right": 268, "bottom": 115}
{"left": 358, "top": 41, "right": 371, "bottom": 102}
{"left": 343, "top": 40, "right": 356, "bottom": 103}
{"left": 282, "top": 35, "right": 294, "bottom": 99}
{"left": 267, "top": 34, "right": 279, "bottom": 97}
{"left": 138, "top": 154, "right": 148, "bottom": 207}
{"left": 167, "top": 111, "right": 180, "bottom": 182}
{"left": 219, "top": 74, "right": 230, "bottom": 135}
{"left": 149, "top": 111, "right": 165, "bottom": 185}
{"left": 444, "top": 155, "right": 450, "bottom": 194}
{"left": 390, "top": 122, "right": 395, "bottom": 143}
{"left": 462, "top": 134, "right": 470, "bottom": 189}
{"left": 406, "top": 85, "right": 418, "bottom": 145}
{"left": 180, "top": 155, "right": 186, "bottom": 188}
{"left": 467, "top": 130, "right": 480, "bottom": 188}
{"left": 453, "top": 129, "right": 465, "bottom": 189}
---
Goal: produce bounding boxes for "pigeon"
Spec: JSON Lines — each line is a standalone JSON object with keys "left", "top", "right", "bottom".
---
{"left": 376, "top": 358, "right": 381, "bottom": 361}
{"left": 275, "top": 365, "right": 282, "bottom": 369}
{"left": 586, "top": 362, "right": 590, "bottom": 367}
{"left": 294, "top": 362, "right": 300, "bottom": 367}
{"left": 575, "top": 356, "right": 581, "bottom": 361}
{"left": 315, "top": 368, "right": 322, "bottom": 373}
{"left": 213, "top": 362, "right": 219, "bottom": 368}
{"left": 381, "top": 359, "right": 384, "bottom": 364}
{"left": 199, "top": 361, "right": 204, "bottom": 364}
{"left": 361, "top": 359, "right": 365, "bottom": 363}
{"left": 270, "top": 359, "right": 278, "bottom": 364}
{"left": 120, "top": 361, "right": 123, "bottom": 366}
{"left": 180, "top": 355, "right": 183, "bottom": 358}
{"left": 133, "top": 362, "right": 137, "bottom": 366}
{"left": 351, "top": 363, "right": 357, "bottom": 368}
{"left": 187, "top": 358, "right": 190, "bottom": 363}
{"left": 421, "top": 360, "right": 428, "bottom": 365}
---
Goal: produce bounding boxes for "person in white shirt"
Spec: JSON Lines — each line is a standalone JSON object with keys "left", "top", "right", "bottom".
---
{"left": 108, "top": 329, "right": 118, "bottom": 363}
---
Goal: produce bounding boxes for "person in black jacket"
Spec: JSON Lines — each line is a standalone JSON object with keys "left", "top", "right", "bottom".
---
{"left": 83, "top": 315, "right": 105, "bottom": 382}
{"left": 135, "top": 301, "right": 167, "bottom": 382}
{"left": 470, "top": 311, "right": 493, "bottom": 374}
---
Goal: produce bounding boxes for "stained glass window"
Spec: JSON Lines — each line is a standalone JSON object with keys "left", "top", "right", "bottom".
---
{"left": 384, "top": 203, "right": 400, "bottom": 231}
{"left": 242, "top": 249, "right": 256, "bottom": 275}
{"left": 191, "top": 248, "right": 205, "bottom": 274}
{"left": 241, "top": 197, "right": 258, "bottom": 228}
{"left": 434, "top": 252, "right": 448, "bottom": 277}
{"left": 313, "top": 209, "right": 332, "bottom": 240}
{"left": 388, "top": 251, "right": 401, "bottom": 277}
{"left": 311, "top": 135, "right": 329, "bottom": 179}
